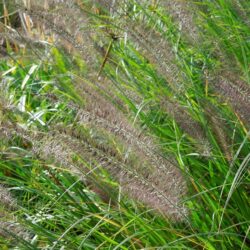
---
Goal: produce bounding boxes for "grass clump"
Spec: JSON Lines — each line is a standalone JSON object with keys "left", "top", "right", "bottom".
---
{"left": 0, "top": 0, "right": 249, "bottom": 249}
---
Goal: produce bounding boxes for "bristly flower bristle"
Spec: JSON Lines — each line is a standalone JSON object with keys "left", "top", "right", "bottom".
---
{"left": 213, "top": 73, "right": 250, "bottom": 128}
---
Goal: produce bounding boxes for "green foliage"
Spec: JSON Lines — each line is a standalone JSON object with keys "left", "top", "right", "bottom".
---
{"left": 0, "top": 0, "right": 249, "bottom": 249}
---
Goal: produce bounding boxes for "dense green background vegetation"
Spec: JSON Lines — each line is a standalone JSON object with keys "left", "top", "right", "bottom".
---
{"left": 0, "top": 0, "right": 249, "bottom": 249}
